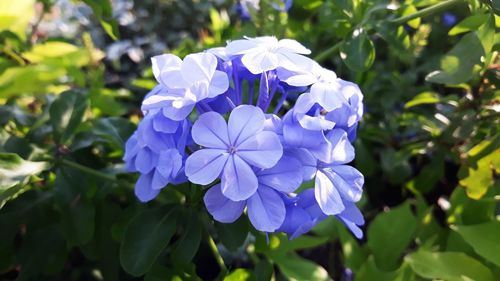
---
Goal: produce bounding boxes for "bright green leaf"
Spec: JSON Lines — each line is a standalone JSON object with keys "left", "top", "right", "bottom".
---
{"left": 453, "top": 222, "right": 500, "bottom": 266}
{"left": 404, "top": 91, "right": 440, "bottom": 108}
{"left": 0, "top": 0, "right": 35, "bottom": 39}
{"left": 224, "top": 268, "right": 255, "bottom": 281}
{"left": 406, "top": 250, "right": 495, "bottom": 281}
{"left": 448, "top": 14, "right": 489, "bottom": 36}
{"left": 459, "top": 150, "right": 499, "bottom": 199}
{"left": 273, "top": 253, "right": 331, "bottom": 281}
{"left": 477, "top": 13, "right": 495, "bottom": 53}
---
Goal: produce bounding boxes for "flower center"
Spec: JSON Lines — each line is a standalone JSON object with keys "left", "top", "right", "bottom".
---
{"left": 228, "top": 146, "right": 238, "bottom": 154}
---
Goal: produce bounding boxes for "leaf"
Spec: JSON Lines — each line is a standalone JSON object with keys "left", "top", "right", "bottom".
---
{"left": 477, "top": 13, "right": 495, "bottom": 53}
{"left": 458, "top": 150, "right": 499, "bottom": 199}
{"left": 0, "top": 0, "right": 35, "bottom": 39}
{"left": 255, "top": 259, "right": 273, "bottom": 281}
{"left": 426, "top": 33, "right": 484, "bottom": 85}
{"left": 367, "top": 202, "right": 417, "bottom": 270}
{"left": 54, "top": 167, "right": 96, "bottom": 246}
{"left": 119, "top": 206, "right": 178, "bottom": 276}
{"left": 273, "top": 253, "right": 331, "bottom": 281}
{"left": 49, "top": 90, "right": 89, "bottom": 144}
{"left": 0, "top": 64, "right": 66, "bottom": 98}
{"left": 404, "top": 91, "right": 440, "bottom": 108}
{"left": 340, "top": 29, "right": 375, "bottom": 72}
{"left": 170, "top": 210, "right": 202, "bottom": 264}
{"left": 405, "top": 250, "right": 495, "bottom": 281}
{"left": 224, "top": 268, "right": 255, "bottom": 281}
{"left": 0, "top": 153, "right": 49, "bottom": 207}
{"left": 453, "top": 222, "right": 500, "bottom": 266}
{"left": 215, "top": 217, "right": 249, "bottom": 252}
{"left": 80, "top": 0, "right": 119, "bottom": 40}
{"left": 402, "top": 5, "right": 420, "bottom": 29}
{"left": 448, "top": 14, "right": 489, "bottom": 36}
{"left": 356, "top": 256, "right": 398, "bottom": 281}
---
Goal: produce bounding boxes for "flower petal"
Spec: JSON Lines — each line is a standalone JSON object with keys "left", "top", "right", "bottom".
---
{"left": 326, "top": 129, "right": 354, "bottom": 164}
{"left": 310, "top": 82, "right": 346, "bottom": 112}
{"left": 192, "top": 111, "right": 229, "bottom": 149}
{"left": 181, "top": 52, "right": 217, "bottom": 83}
{"left": 151, "top": 54, "right": 182, "bottom": 85}
{"left": 208, "top": 70, "right": 229, "bottom": 98}
{"left": 204, "top": 184, "right": 246, "bottom": 223}
{"left": 321, "top": 165, "right": 364, "bottom": 202}
{"left": 221, "top": 155, "right": 258, "bottom": 201}
{"left": 228, "top": 105, "right": 266, "bottom": 146}
{"left": 285, "top": 148, "right": 317, "bottom": 181}
{"left": 135, "top": 173, "right": 160, "bottom": 202}
{"left": 314, "top": 170, "right": 345, "bottom": 215}
{"left": 237, "top": 131, "right": 283, "bottom": 169}
{"left": 241, "top": 51, "right": 279, "bottom": 74}
{"left": 256, "top": 156, "right": 302, "bottom": 193}
{"left": 185, "top": 149, "right": 228, "bottom": 185}
{"left": 277, "top": 39, "right": 311, "bottom": 55}
{"left": 247, "top": 185, "right": 286, "bottom": 232}
{"left": 135, "top": 147, "right": 157, "bottom": 174}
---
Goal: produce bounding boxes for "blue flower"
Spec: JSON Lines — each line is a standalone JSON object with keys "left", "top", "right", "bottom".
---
{"left": 185, "top": 105, "right": 283, "bottom": 201}
{"left": 141, "top": 53, "right": 229, "bottom": 120}
{"left": 226, "top": 36, "right": 311, "bottom": 74}
{"left": 204, "top": 156, "right": 302, "bottom": 232}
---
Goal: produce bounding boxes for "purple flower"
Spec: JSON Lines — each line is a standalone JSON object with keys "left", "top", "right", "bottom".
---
{"left": 185, "top": 105, "right": 283, "bottom": 201}
{"left": 204, "top": 156, "right": 302, "bottom": 232}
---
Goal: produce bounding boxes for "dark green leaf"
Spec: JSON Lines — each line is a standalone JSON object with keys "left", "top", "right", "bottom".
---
{"left": 215, "top": 216, "right": 249, "bottom": 252}
{"left": 120, "top": 206, "right": 178, "bottom": 276}
{"left": 340, "top": 30, "right": 375, "bottom": 72}
{"left": 255, "top": 259, "right": 273, "bottom": 281}
{"left": 49, "top": 90, "right": 89, "bottom": 144}
{"left": 367, "top": 202, "right": 417, "bottom": 270}
{"left": 171, "top": 210, "right": 202, "bottom": 264}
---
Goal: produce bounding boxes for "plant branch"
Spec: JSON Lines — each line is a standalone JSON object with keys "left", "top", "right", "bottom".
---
{"left": 206, "top": 235, "right": 227, "bottom": 278}
{"left": 389, "top": 0, "right": 464, "bottom": 25}
{"left": 60, "top": 158, "right": 119, "bottom": 182}
{"left": 314, "top": 41, "right": 342, "bottom": 62}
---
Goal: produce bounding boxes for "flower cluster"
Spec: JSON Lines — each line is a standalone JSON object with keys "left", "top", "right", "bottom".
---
{"left": 124, "top": 36, "right": 365, "bottom": 238}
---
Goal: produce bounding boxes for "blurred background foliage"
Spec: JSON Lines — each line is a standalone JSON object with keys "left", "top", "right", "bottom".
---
{"left": 0, "top": 0, "right": 499, "bottom": 280}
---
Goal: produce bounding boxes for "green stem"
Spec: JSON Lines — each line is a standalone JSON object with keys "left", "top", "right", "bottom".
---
{"left": 314, "top": 41, "right": 342, "bottom": 63}
{"left": 389, "top": 0, "right": 464, "bottom": 25}
{"left": 60, "top": 158, "right": 118, "bottom": 182}
{"left": 207, "top": 235, "right": 227, "bottom": 278}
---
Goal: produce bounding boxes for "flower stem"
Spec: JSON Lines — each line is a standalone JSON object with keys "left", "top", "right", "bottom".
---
{"left": 314, "top": 41, "right": 342, "bottom": 63}
{"left": 60, "top": 158, "right": 119, "bottom": 182}
{"left": 206, "top": 235, "right": 227, "bottom": 278}
{"left": 389, "top": 0, "right": 464, "bottom": 25}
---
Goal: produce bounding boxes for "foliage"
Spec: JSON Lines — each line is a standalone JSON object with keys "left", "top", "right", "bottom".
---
{"left": 0, "top": 0, "right": 498, "bottom": 280}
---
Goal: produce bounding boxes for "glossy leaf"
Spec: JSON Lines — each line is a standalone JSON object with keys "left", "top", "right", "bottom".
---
{"left": 453, "top": 222, "right": 500, "bottom": 266}
{"left": 120, "top": 206, "right": 178, "bottom": 276}
{"left": 340, "top": 30, "right": 375, "bottom": 72}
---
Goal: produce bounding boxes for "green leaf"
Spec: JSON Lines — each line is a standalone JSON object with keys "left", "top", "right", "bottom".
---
{"left": 0, "top": 64, "right": 67, "bottom": 98}
{"left": 367, "top": 202, "right": 417, "bottom": 270}
{"left": 49, "top": 90, "right": 89, "bottom": 144}
{"left": 426, "top": 33, "right": 484, "bottom": 85}
{"left": 170, "top": 210, "right": 202, "bottom": 264}
{"left": 453, "top": 222, "right": 500, "bottom": 266}
{"left": 0, "top": 0, "right": 35, "bottom": 39}
{"left": 356, "top": 256, "right": 399, "bottom": 281}
{"left": 406, "top": 250, "right": 495, "bottom": 281}
{"left": 477, "top": 13, "right": 495, "bottom": 53}
{"left": 404, "top": 91, "right": 440, "bottom": 108}
{"left": 448, "top": 14, "right": 489, "bottom": 36}
{"left": 0, "top": 153, "right": 49, "bottom": 207}
{"left": 224, "top": 268, "right": 255, "bottom": 281}
{"left": 458, "top": 150, "right": 499, "bottom": 199}
{"left": 54, "top": 167, "right": 96, "bottom": 246}
{"left": 215, "top": 217, "right": 249, "bottom": 252}
{"left": 255, "top": 259, "right": 273, "bottom": 281}
{"left": 120, "top": 206, "right": 178, "bottom": 276}
{"left": 273, "top": 253, "right": 331, "bottom": 281}
{"left": 340, "top": 30, "right": 375, "bottom": 72}
{"left": 80, "top": 0, "right": 119, "bottom": 40}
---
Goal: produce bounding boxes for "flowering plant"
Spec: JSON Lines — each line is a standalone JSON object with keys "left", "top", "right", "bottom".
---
{"left": 124, "top": 36, "right": 365, "bottom": 239}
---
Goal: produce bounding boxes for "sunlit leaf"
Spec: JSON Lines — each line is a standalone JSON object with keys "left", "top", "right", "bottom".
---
{"left": 453, "top": 222, "right": 500, "bottom": 267}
